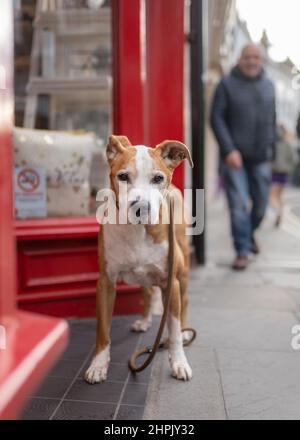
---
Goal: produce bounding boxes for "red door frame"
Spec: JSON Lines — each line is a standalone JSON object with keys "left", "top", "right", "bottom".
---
{"left": 112, "top": 0, "right": 185, "bottom": 195}
{"left": 112, "top": 0, "right": 144, "bottom": 144}
{"left": 145, "top": 0, "right": 185, "bottom": 191}
{"left": 0, "top": 0, "right": 15, "bottom": 322}
{"left": 0, "top": 1, "right": 68, "bottom": 419}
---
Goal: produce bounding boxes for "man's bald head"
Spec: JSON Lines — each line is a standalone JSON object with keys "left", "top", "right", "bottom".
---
{"left": 239, "top": 44, "right": 264, "bottom": 79}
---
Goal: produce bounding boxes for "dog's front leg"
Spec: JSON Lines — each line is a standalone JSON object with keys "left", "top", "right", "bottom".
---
{"left": 85, "top": 274, "right": 116, "bottom": 384}
{"left": 162, "top": 279, "right": 192, "bottom": 381}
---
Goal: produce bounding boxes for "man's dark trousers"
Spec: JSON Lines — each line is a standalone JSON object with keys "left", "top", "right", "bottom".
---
{"left": 222, "top": 161, "right": 271, "bottom": 256}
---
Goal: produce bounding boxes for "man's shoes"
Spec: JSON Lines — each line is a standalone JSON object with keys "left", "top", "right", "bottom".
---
{"left": 251, "top": 237, "right": 260, "bottom": 255}
{"left": 232, "top": 255, "right": 249, "bottom": 271}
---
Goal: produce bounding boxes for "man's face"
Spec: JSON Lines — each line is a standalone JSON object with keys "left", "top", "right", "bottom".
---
{"left": 239, "top": 46, "right": 264, "bottom": 79}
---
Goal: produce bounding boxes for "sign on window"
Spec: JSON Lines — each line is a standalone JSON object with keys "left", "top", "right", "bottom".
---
{"left": 14, "top": 167, "right": 47, "bottom": 219}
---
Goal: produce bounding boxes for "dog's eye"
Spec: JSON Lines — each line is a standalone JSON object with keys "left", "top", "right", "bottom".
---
{"left": 117, "top": 173, "right": 130, "bottom": 183}
{"left": 152, "top": 174, "right": 164, "bottom": 184}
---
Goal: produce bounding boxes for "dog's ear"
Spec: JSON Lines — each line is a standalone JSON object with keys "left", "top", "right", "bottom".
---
{"left": 107, "top": 135, "right": 132, "bottom": 163}
{"left": 113, "top": 135, "right": 132, "bottom": 148}
{"left": 155, "top": 140, "right": 194, "bottom": 170}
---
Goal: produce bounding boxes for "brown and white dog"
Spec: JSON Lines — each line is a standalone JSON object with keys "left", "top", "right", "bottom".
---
{"left": 85, "top": 135, "right": 194, "bottom": 383}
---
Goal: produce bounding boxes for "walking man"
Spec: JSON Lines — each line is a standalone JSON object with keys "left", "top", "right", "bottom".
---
{"left": 211, "top": 44, "right": 276, "bottom": 270}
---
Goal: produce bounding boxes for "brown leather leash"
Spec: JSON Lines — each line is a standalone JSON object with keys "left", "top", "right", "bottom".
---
{"left": 128, "top": 198, "right": 197, "bottom": 374}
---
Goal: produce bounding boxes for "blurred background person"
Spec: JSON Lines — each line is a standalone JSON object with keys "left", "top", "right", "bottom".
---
{"left": 269, "top": 124, "right": 299, "bottom": 226}
{"left": 211, "top": 44, "right": 276, "bottom": 271}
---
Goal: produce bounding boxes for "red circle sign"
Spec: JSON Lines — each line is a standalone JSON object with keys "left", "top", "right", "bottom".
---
{"left": 17, "top": 168, "right": 40, "bottom": 193}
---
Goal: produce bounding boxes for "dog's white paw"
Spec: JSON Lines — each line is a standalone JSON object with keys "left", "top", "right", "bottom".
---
{"left": 182, "top": 332, "right": 190, "bottom": 343}
{"left": 84, "top": 349, "right": 110, "bottom": 384}
{"left": 170, "top": 356, "right": 192, "bottom": 381}
{"left": 131, "top": 318, "right": 152, "bottom": 333}
{"left": 85, "top": 363, "right": 108, "bottom": 384}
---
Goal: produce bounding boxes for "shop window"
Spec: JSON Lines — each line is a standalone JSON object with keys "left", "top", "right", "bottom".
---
{"left": 13, "top": 0, "right": 112, "bottom": 219}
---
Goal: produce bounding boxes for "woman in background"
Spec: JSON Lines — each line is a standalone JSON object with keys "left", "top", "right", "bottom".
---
{"left": 269, "top": 123, "right": 298, "bottom": 227}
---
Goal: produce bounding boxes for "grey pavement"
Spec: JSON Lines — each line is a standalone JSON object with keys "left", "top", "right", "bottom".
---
{"left": 289, "top": 187, "right": 300, "bottom": 219}
{"left": 143, "top": 190, "right": 300, "bottom": 420}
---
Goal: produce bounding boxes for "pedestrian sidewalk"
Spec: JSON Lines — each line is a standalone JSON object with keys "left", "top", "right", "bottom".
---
{"left": 143, "top": 191, "right": 300, "bottom": 420}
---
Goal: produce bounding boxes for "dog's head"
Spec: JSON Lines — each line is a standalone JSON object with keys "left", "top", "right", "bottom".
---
{"left": 106, "top": 135, "right": 193, "bottom": 224}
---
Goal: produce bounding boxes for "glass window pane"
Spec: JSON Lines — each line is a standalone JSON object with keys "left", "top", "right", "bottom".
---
{"left": 13, "top": 0, "right": 111, "bottom": 219}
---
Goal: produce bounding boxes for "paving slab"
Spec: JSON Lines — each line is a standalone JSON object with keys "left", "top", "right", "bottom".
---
{"left": 188, "top": 306, "right": 298, "bottom": 353}
{"left": 217, "top": 348, "right": 300, "bottom": 420}
{"left": 143, "top": 347, "right": 226, "bottom": 420}
{"left": 189, "top": 283, "right": 296, "bottom": 312}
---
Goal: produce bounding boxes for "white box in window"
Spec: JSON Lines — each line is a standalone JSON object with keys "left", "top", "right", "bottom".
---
{"left": 13, "top": 127, "right": 96, "bottom": 217}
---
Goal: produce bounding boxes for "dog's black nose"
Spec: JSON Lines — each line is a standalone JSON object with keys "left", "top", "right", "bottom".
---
{"left": 130, "top": 197, "right": 141, "bottom": 208}
{"left": 132, "top": 201, "right": 151, "bottom": 218}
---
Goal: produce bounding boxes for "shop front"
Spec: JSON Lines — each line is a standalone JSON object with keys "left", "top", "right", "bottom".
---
{"left": 0, "top": 0, "right": 188, "bottom": 418}
{"left": 1, "top": 0, "right": 186, "bottom": 417}
{"left": 6, "top": 0, "right": 186, "bottom": 318}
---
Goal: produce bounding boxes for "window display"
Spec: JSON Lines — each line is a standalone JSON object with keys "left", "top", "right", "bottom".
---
{"left": 14, "top": 0, "right": 112, "bottom": 218}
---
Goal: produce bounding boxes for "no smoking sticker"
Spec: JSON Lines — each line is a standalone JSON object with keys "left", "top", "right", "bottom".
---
{"left": 14, "top": 166, "right": 47, "bottom": 219}
{"left": 17, "top": 168, "right": 40, "bottom": 193}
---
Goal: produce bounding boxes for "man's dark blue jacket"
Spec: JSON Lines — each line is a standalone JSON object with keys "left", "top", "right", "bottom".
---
{"left": 210, "top": 66, "right": 276, "bottom": 163}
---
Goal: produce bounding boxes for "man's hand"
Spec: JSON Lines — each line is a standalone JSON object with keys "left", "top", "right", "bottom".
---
{"left": 226, "top": 150, "right": 243, "bottom": 169}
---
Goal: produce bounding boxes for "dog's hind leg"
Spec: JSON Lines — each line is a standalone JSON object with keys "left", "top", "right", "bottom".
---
{"left": 163, "top": 279, "right": 192, "bottom": 381}
{"left": 131, "top": 287, "right": 153, "bottom": 332}
{"left": 179, "top": 268, "right": 191, "bottom": 344}
{"left": 179, "top": 270, "right": 189, "bottom": 329}
{"left": 131, "top": 287, "right": 162, "bottom": 332}
{"left": 85, "top": 273, "right": 116, "bottom": 384}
